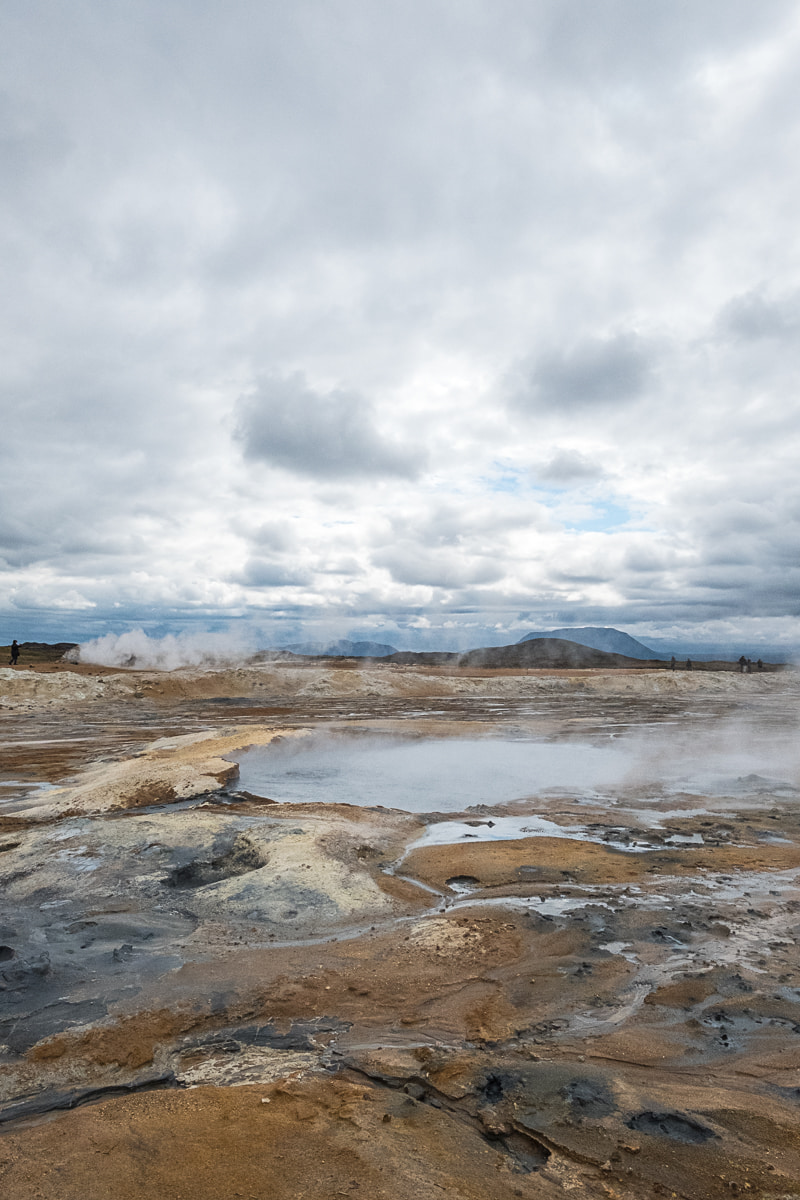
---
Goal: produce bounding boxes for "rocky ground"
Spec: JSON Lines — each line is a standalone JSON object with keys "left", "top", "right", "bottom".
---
{"left": 1, "top": 659, "right": 799, "bottom": 1199}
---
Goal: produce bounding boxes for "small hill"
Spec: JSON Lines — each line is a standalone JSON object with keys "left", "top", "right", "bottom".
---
{"left": 1, "top": 641, "right": 78, "bottom": 664}
{"left": 517, "top": 626, "right": 660, "bottom": 660}
{"left": 461, "top": 639, "right": 654, "bottom": 668}
{"left": 386, "top": 638, "right": 661, "bottom": 670}
{"left": 283, "top": 638, "right": 398, "bottom": 658}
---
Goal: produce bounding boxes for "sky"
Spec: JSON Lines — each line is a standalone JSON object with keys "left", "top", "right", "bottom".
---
{"left": 2, "top": 0, "right": 800, "bottom": 654}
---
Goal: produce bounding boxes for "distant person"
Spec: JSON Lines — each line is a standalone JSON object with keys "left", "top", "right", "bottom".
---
{"left": 670, "top": 656, "right": 676, "bottom": 671}
{"left": 738, "top": 655, "right": 747, "bottom": 674}
{"left": 685, "top": 658, "right": 692, "bottom": 671}
{"left": 9, "top": 639, "right": 19, "bottom": 666}
{"left": 757, "top": 659, "right": 764, "bottom": 670}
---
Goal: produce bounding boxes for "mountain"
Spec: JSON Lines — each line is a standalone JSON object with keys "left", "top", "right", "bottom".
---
{"left": 516, "top": 626, "right": 661, "bottom": 660}
{"left": 386, "top": 638, "right": 659, "bottom": 669}
{"left": 283, "top": 638, "right": 398, "bottom": 658}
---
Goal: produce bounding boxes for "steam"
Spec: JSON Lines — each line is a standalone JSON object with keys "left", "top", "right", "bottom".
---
{"left": 70, "top": 629, "right": 258, "bottom": 671}
{"left": 614, "top": 711, "right": 800, "bottom": 795}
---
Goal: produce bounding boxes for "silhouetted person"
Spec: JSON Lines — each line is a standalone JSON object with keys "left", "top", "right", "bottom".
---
{"left": 9, "top": 639, "right": 19, "bottom": 666}
{"left": 738, "top": 655, "right": 747, "bottom": 674}
{"left": 685, "top": 658, "right": 692, "bottom": 671}
{"left": 670, "top": 656, "right": 676, "bottom": 670}
{"left": 757, "top": 659, "right": 764, "bottom": 670}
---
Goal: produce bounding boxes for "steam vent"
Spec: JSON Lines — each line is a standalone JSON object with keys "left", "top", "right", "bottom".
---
{"left": 2, "top": 648, "right": 800, "bottom": 1198}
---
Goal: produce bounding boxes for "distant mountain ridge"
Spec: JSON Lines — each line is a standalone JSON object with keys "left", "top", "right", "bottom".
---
{"left": 386, "top": 638, "right": 659, "bottom": 670}
{"left": 277, "top": 627, "right": 783, "bottom": 667}
{"left": 279, "top": 636, "right": 656, "bottom": 669}
{"left": 517, "top": 626, "right": 660, "bottom": 660}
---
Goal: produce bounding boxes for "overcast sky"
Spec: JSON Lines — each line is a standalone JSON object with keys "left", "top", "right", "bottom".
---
{"left": 2, "top": 0, "right": 800, "bottom": 652}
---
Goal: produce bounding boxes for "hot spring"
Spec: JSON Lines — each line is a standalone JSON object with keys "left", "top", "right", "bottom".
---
{"left": 230, "top": 728, "right": 800, "bottom": 814}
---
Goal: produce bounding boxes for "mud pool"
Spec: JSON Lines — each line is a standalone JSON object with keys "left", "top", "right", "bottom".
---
{"left": 232, "top": 724, "right": 800, "bottom": 813}
{"left": 233, "top": 734, "right": 635, "bottom": 810}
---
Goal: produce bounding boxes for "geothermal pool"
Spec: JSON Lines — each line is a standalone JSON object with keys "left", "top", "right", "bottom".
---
{"left": 232, "top": 730, "right": 799, "bottom": 812}
{"left": 233, "top": 736, "right": 625, "bottom": 811}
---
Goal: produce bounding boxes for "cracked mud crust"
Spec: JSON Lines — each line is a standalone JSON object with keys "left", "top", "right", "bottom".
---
{"left": 1, "top": 660, "right": 800, "bottom": 1198}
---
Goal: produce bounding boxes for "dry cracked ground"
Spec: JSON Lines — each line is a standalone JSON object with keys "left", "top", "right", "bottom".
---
{"left": 1, "top": 658, "right": 800, "bottom": 1199}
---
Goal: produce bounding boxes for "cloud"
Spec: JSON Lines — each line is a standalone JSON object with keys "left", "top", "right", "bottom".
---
{"left": 1, "top": 2, "right": 799, "bottom": 653}
{"left": 532, "top": 449, "right": 606, "bottom": 486}
{"left": 716, "top": 287, "right": 800, "bottom": 342}
{"left": 11, "top": 585, "right": 96, "bottom": 611}
{"left": 375, "top": 547, "right": 505, "bottom": 589}
{"left": 238, "top": 559, "right": 312, "bottom": 588}
{"left": 246, "top": 521, "right": 293, "bottom": 552}
{"left": 236, "top": 374, "right": 423, "bottom": 480}
{"left": 511, "top": 334, "right": 652, "bottom": 414}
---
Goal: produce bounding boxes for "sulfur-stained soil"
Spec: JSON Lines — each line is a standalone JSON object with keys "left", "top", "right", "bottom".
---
{"left": 1, "top": 658, "right": 800, "bottom": 1199}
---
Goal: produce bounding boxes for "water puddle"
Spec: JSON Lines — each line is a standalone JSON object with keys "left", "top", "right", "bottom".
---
{"left": 0, "top": 780, "right": 58, "bottom": 812}
{"left": 405, "top": 815, "right": 662, "bottom": 853}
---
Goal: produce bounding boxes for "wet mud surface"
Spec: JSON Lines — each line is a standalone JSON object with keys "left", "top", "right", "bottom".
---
{"left": 1, "top": 661, "right": 800, "bottom": 1198}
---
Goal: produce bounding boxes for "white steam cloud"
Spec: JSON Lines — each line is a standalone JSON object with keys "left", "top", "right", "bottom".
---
{"left": 71, "top": 629, "right": 257, "bottom": 671}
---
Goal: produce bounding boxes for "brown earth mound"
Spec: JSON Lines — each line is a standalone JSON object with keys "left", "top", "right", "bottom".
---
{"left": 385, "top": 637, "right": 658, "bottom": 669}
{"left": 0, "top": 641, "right": 77, "bottom": 665}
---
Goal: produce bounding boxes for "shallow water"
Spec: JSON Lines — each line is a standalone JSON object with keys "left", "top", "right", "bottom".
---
{"left": 233, "top": 727, "right": 800, "bottom": 815}
{"left": 233, "top": 736, "right": 633, "bottom": 812}
{"left": 404, "top": 814, "right": 657, "bottom": 852}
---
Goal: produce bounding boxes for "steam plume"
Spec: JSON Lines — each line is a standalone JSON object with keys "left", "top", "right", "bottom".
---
{"left": 70, "top": 629, "right": 256, "bottom": 671}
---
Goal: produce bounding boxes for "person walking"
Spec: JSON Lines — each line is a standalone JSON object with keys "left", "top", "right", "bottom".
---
{"left": 9, "top": 639, "right": 19, "bottom": 666}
